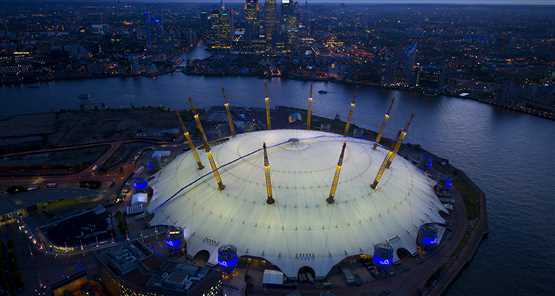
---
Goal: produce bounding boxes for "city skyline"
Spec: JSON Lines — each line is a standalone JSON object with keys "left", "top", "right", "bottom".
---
{"left": 1, "top": 0, "right": 554, "bottom": 5}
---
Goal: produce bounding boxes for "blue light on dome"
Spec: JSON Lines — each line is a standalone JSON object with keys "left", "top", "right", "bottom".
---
{"left": 372, "top": 256, "right": 392, "bottom": 266}
{"left": 133, "top": 178, "right": 148, "bottom": 190}
{"left": 443, "top": 177, "right": 453, "bottom": 190}
{"left": 165, "top": 239, "right": 181, "bottom": 248}
{"left": 426, "top": 157, "right": 433, "bottom": 170}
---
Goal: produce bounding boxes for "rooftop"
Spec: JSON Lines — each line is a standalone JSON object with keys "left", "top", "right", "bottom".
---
{"left": 97, "top": 241, "right": 218, "bottom": 295}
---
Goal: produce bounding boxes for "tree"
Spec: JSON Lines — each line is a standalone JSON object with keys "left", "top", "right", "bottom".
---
{"left": 0, "top": 241, "right": 8, "bottom": 294}
{"left": 0, "top": 240, "right": 23, "bottom": 294}
{"left": 115, "top": 211, "right": 128, "bottom": 235}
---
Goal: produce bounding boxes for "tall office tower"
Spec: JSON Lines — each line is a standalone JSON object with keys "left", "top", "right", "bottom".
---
{"left": 144, "top": 11, "right": 162, "bottom": 51}
{"left": 281, "top": 0, "right": 298, "bottom": 49}
{"left": 281, "top": 0, "right": 291, "bottom": 33}
{"left": 245, "top": 0, "right": 259, "bottom": 40}
{"left": 245, "top": 0, "right": 259, "bottom": 24}
{"left": 218, "top": 8, "right": 232, "bottom": 47}
{"left": 264, "top": 0, "right": 277, "bottom": 45}
{"left": 208, "top": 2, "right": 232, "bottom": 49}
{"left": 403, "top": 43, "right": 418, "bottom": 86}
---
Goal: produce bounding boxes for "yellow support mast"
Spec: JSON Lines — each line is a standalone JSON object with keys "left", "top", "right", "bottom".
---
{"left": 385, "top": 113, "right": 414, "bottom": 169}
{"left": 327, "top": 142, "right": 347, "bottom": 204}
{"left": 222, "top": 88, "right": 236, "bottom": 137}
{"left": 263, "top": 143, "right": 275, "bottom": 204}
{"left": 175, "top": 110, "right": 204, "bottom": 170}
{"left": 188, "top": 96, "right": 198, "bottom": 116}
{"left": 343, "top": 98, "right": 356, "bottom": 136}
{"left": 307, "top": 84, "right": 313, "bottom": 130}
{"left": 264, "top": 81, "right": 271, "bottom": 130}
{"left": 206, "top": 145, "right": 226, "bottom": 191}
{"left": 373, "top": 97, "right": 395, "bottom": 150}
{"left": 189, "top": 99, "right": 225, "bottom": 190}
{"left": 189, "top": 97, "right": 209, "bottom": 147}
{"left": 371, "top": 151, "right": 395, "bottom": 190}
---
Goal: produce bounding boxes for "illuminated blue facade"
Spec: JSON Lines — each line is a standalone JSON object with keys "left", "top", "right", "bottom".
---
{"left": 146, "top": 160, "right": 157, "bottom": 173}
{"left": 165, "top": 238, "right": 182, "bottom": 248}
{"left": 217, "top": 245, "right": 238, "bottom": 274}
{"left": 425, "top": 157, "right": 433, "bottom": 170}
{"left": 418, "top": 224, "right": 440, "bottom": 251}
{"left": 442, "top": 177, "right": 453, "bottom": 190}
{"left": 372, "top": 243, "right": 394, "bottom": 273}
{"left": 133, "top": 178, "right": 149, "bottom": 191}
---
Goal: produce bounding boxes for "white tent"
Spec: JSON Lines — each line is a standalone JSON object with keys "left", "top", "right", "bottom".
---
{"left": 148, "top": 130, "right": 447, "bottom": 277}
{"left": 131, "top": 193, "right": 148, "bottom": 205}
{"left": 263, "top": 270, "right": 285, "bottom": 285}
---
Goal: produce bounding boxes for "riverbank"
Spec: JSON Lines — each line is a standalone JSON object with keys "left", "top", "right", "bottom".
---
{"left": 0, "top": 44, "right": 196, "bottom": 87}
{"left": 185, "top": 69, "right": 554, "bottom": 121}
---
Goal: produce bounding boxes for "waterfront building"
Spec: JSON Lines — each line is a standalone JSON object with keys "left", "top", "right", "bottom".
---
{"left": 403, "top": 43, "right": 418, "bottom": 86}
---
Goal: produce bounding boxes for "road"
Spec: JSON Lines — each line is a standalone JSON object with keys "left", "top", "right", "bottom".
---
{"left": 0, "top": 138, "right": 173, "bottom": 187}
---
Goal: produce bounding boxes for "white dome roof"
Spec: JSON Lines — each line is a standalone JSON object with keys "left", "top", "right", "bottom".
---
{"left": 148, "top": 129, "right": 446, "bottom": 277}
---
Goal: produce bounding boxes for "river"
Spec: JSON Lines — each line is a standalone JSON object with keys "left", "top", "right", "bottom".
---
{"left": 1, "top": 45, "right": 554, "bottom": 295}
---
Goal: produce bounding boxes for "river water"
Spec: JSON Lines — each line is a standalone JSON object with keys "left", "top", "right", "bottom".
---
{"left": 1, "top": 46, "right": 554, "bottom": 295}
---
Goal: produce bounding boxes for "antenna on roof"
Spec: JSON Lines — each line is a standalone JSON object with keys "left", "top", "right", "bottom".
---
{"left": 327, "top": 142, "right": 347, "bottom": 204}
{"left": 222, "top": 88, "right": 236, "bottom": 137}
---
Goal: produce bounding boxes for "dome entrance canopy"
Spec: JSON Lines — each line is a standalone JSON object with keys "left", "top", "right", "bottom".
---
{"left": 148, "top": 129, "right": 445, "bottom": 277}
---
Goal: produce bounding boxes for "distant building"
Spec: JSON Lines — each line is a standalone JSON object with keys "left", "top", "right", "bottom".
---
{"left": 245, "top": 0, "right": 260, "bottom": 40}
{"left": 245, "top": 0, "right": 259, "bottom": 24}
{"left": 90, "top": 24, "right": 110, "bottom": 35}
{"left": 209, "top": 3, "right": 232, "bottom": 49}
{"left": 281, "top": 0, "right": 298, "bottom": 49}
{"left": 382, "top": 43, "right": 418, "bottom": 88}
{"left": 263, "top": 0, "right": 277, "bottom": 46}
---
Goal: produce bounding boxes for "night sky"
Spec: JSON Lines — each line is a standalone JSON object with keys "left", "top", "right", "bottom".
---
{"left": 6, "top": 0, "right": 551, "bottom": 4}
{"left": 150, "top": 0, "right": 554, "bottom": 4}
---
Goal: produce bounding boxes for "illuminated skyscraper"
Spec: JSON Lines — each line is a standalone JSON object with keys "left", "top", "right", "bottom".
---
{"left": 245, "top": 0, "right": 259, "bottom": 40}
{"left": 403, "top": 43, "right": 418, "bottom": 86}
{"left": 282, "top": 0, "right": 291, "bottom": 18}
{"left": 245, "top": 0, "right": 259, "bottom": 24}
{"left": 264, "top": 0, "right": 277, "bottom": 45}
{"left": 208, "top": 1, "right": 232, "bottom": 49}
{"left": 281, "top": 0, "right": 298, "bottom": 49}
